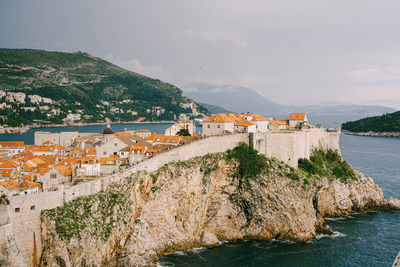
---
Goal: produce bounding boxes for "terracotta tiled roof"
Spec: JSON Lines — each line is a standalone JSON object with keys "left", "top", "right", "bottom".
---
{"left": 55, "top": 165, "right": 72, "bottom": 176}
{"left": 290, "top": 113, "right": 307, "bottom": 121}
{"left": 0, "top": 141, "right": 25, "bottom": 148}
{"left": 0, "top": 169, "right": 14, "bottom": 178}
{"left": 0, "top": 159, "right": 19, "bottom": 169}
{"left": 203, "top": 113, "right": 256, "bottom": 127}
{"left": 145, "top": 134, "right": 181, "bottom": 143}
{"left": 114, "top": 132, "right": 132, "bottom": 136}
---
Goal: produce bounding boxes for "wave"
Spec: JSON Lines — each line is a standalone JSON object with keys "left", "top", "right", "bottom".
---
{"left": 316, "top": 231, "right": 347, "bottom": 239}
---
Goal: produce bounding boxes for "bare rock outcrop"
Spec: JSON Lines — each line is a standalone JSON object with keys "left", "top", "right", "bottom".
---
{"left": 39, "top": 154, "right": 400, "bottom": 266}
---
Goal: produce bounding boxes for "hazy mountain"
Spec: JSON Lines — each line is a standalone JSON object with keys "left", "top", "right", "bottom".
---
{"left": 197, "top": 103, "right": 231, "bottom": 114}
{"left": 184, "top": 83, "right": 284, "bottom": 114}
{"left": 184, "top": 83, "right": 396, "bottom": 116}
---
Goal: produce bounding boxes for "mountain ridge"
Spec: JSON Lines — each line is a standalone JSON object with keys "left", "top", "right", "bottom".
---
{"left": 0, "top": 48, "right": 208, "bottom": 127}
{"left": 184, "top": 83, "right": 396, "bottom": 116}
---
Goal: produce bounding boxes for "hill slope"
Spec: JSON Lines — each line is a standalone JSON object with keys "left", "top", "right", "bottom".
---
{"left": 342, "top": 111, "right": 400, "bottom": 133}
{"left": 0, "top": 49, "right": 208, "bottom": 127}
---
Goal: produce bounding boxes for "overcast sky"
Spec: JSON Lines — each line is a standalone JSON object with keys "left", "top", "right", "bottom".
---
{"left": 1, "top": 0, "right": 400, "bottom": 109}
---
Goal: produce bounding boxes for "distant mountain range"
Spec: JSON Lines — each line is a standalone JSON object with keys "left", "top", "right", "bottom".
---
{"left": 185, "top": 83, "right": 396, "bottom": 116}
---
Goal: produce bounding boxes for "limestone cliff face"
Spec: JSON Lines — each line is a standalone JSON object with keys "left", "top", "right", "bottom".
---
{"left": 39, "top": 154, "right": 400, "bottom": 266}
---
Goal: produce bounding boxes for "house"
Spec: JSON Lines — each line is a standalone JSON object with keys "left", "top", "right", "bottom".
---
{"left": 0, "top": 141, "right": 25, "bottom": 156}
{"left": 0, "top": 179, "right": 41, "bottom": 196}
{"left": 133, "top": 129, "right": 151, "bottom": 139}
{"left": 39, "top": 164, "right": 72, "bottom": 191}
{"left": 165, "top": 121, "right": 196, "bottom": 136}
{"left": 0, "top": 159, "right": 20, "bottom": 180}
{"left": 202, "top": 113, "right": 257, "bottom": 136}
{"left": 99, "top": 155, "right": 120, "bottom": 175}
{"left": 74, "top": 158, "right": 101, "bottom": 178}
{"left": 145, "top": 134, "right": 181, "bottom": 146}
{"left": 289, "top": 113, "right": 308, "bottom": 128}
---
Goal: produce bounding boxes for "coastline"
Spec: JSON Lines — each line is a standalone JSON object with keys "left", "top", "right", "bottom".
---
{"left": 0, "top": 120, "right": 176, "bottom": 135}
{"left": 343, "top": 130, "right": 400, "bottom": 138}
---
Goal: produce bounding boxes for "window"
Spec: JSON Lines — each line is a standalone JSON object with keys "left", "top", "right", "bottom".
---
{"left": 30, "top": 205, "right": 35, "bottom": 210}
{"left": 207, "top": 124, "right": 210, "bottom": 128}
{"left": 217, "top": 125, "right": 220, "bottom": 129}
{"left": 103, "top": 151, "right": 107, "bottom": 155}
{"left": 15, "top": 208, "right": 20, "bottom": 213}
{"left": 50, "top": 173, "right": 57, "bottom": 179}
{"left": 113, "top": 152, "right": 117, "bottom": 155}
{"left": 114, "top": 143, "right": 118, "bottom": 147}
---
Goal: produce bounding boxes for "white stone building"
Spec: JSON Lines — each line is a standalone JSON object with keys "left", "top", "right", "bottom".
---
{"left": 165, "top": 121, "right": 195, "bottom": 136}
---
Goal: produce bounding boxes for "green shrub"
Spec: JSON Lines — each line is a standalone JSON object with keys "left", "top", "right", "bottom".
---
{"left": 326, "top": 149, "right": 341, "bottom": 163}
{"left": 226, "top": 142, "right": 267, "bottom": 189}
{"left": 332, "top": 165, "right": 345, "bottom": 178}
{"left": 287, "top": 172, "right": 300, "bottom": 181}
{"left": 298, "top": 158, "right": 316, "bottom": 174}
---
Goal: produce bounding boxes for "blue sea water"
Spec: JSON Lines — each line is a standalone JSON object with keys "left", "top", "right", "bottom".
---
{"left": 159, "top": 135, "right": 400, "bottom": 266}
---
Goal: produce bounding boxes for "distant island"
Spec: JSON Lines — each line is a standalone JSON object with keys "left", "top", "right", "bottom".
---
{"left": 0, "top": 49, "right": 209, "bottom": 129}
{"left": 342, "top": 111, "right": 400, "bottom": 137}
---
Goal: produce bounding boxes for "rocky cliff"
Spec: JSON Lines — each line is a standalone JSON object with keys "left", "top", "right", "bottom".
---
{"left": 38, "top": 152, "right": 400, "bottom": 266}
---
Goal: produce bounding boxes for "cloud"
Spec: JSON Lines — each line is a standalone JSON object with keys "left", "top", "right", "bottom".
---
{"left": 176, "top": 30, "right": 250, "bottom": 47}
{"left": 104, "top": 54, "right": 168, "bottom": 81}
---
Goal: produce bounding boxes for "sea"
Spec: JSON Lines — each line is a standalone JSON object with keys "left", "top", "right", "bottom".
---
{"left": 1, "top": 115, "right": 399, "bottom": 266}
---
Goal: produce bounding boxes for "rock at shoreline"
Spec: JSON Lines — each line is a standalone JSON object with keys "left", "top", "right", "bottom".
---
{"left": 38, "top": 153, "right": 400, "bottom": 266}
{"left": 344, "top": 131, "right": 400, "bottom": 137}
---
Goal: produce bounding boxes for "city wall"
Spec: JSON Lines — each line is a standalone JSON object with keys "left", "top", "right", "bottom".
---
{"left": 0, "top": 129, "right": 340, "bottom": 266}
{"left": 254, "top": 128, "right": 340, "bottom": 167}
{"left": 0, "top": 133, "right": 249, "bottom": 266}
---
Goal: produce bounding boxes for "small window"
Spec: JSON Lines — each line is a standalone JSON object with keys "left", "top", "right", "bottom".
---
{"left": 113, "top": 152, "right": 117, "bottom": 155}
{"left": 50, "top": 173, "right": 57, "bottom": 179}
{"left": 30, "top": 205, "right": 35, "bottom": 210}
{"left": 114, "top": 143, "right": 118, "bottom": 147}
{"left": 103, "top": 151, "right": 107, "bottom": 155}
{"left": 217, "top": 125, "right": 220, "bottom": 129}
{"left": 207, "top": 124, "right": 210, "bottom": 128}
{"left": 15, "top": 208, "right": 20, "bottom": 213}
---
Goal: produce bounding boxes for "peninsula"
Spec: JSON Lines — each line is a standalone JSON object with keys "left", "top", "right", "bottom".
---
{"left": 342, "top": 111, "right": 400, "bottom": 137}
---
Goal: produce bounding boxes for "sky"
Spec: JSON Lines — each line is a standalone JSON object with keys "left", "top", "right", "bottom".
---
{"left": 1, "top": 0, "right": 400, "bottom": 109}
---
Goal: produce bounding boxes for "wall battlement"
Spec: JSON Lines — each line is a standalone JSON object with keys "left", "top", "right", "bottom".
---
{"left": 0, "top": 129, "right": 340, "bottom": 266}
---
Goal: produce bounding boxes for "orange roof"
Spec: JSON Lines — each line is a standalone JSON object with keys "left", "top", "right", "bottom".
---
{"left": 0, "top": 141, "right": 25, "bottom": 148}
{"left": 145, "top": 134, "right": 182, "bottom": 143}
{"left": 38, "top": 166, "right": 51, "bottom": 175}
{"left": 86, "top": 147, "right": 97, "bottom": 155}
{"left": 114, "top": 132, "right": 132, "bottom": 136}
{"left": 55, "top": 165, "right": 72, "bottom": 176}
{"left": 203, "top": 113, "right": 240, "bottom": 123}
{"left": 290, "top": 113, "right": 307, "bottom": 121}
{"left": 130, "top": 145, "right": 147, "bottom": 154}
{"left": 0, "top": 169, "right": 14, "bottom": 178}
{"left": 0, "top": 179, "right": 41, "bottom": 190}
{"left": 203, "top": 113, "right": 256, "bottom": 127}
{"left": 43, "top": 141, "right": 54, "bottom": 145}
{"left": 0, "top": 179, "right": 20, "bottom": 190}
{"left": 0, "top": 159, "right": 19, "bottom": 169}
{"left": 99, "top": 156, "right": 119, "bottom": 165}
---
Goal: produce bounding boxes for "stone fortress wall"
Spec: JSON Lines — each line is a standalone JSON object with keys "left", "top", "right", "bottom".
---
{"left": 0, "top": 129, "right": 340, "bottom": 266}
